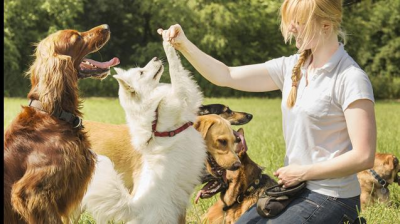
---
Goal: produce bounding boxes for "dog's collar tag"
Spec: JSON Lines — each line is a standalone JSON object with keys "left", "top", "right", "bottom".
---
{"left": 381, "top": 187, "right": 388, "bottom": 194}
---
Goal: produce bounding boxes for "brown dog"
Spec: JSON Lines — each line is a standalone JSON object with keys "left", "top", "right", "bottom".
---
{"left": 4, "top": 25, "right": 119, "bottom": 223}
{"left": 202, "top": 128, "right": 277, "bottom": 224}
{"left": 358, "top": 153, "right": 399, "bottom": 209}
{"left": 82, "top": 114, "right": 241, "bottom": 194}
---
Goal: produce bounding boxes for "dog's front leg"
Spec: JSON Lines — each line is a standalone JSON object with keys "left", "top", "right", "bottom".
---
{"left": 163, "top": 41, "right": 202, "bottom": 108}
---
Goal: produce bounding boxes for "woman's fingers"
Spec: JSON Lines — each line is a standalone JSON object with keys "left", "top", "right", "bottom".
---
{"left": 158, "top": 24, "right": 183, "bottom": 39}
{"left": 166, "top": 29, "right": 172, "bottom": 41}
{"left": 157, "top": 28, "right": 174, "bottom": 42}
{"left": 170, "top": 26, "right": 177, "bottom": 39}
{"left": 157, "top": 24, "right": 186, "bottom": 50}
{"left": 170, "top": 24, "right": 181, "bottom": 39}
{"left": 157, "top": 28, "right": 170, "bottom": 41}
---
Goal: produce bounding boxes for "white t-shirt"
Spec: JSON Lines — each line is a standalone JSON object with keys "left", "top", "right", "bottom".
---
{"left": 265, "top": 43, "right": 374, "bottom": 198}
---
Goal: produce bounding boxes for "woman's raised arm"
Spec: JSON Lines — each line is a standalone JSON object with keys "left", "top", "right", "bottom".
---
{"left": 158, "top": 24, "right": 279, "bottom": 92}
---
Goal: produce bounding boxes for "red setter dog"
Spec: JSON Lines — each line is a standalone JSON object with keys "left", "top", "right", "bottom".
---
{"left": 4, "top": 25, "right": 119, "bottom": 223}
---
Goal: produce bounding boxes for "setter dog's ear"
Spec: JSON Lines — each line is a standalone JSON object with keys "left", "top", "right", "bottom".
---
{"left": 27, "top": 33, "right": 78, "bottom": 114}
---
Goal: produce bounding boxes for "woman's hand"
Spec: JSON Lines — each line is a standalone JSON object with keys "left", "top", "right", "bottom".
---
{"left": 273, "top": 164, "right": 311, "bottom": 188}
{"left": 157, "top": 24, "right": 188, "bottom": 50}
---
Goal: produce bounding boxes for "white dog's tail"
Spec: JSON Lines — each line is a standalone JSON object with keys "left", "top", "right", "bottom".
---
{"left": 81, "top": 155, "right": 134, "bottom": 223}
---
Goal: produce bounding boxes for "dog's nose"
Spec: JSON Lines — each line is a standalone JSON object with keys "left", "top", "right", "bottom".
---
{"left": 246, "top": 114, "right": 253, "bottom": 120}
{"left": 229, "top": 161, "right": 242, "bottom": 171}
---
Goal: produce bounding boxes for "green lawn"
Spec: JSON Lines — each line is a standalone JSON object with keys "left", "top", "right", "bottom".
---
{"left": 4, "top": 97, "right": 400, "bottom": 223}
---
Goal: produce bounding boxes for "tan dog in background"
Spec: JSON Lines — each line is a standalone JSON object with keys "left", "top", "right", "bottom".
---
{"left": 358, "top": 153, "right": 399, "bottom": 209}
{"left": 82, "top": 122, "right": 139, "bottom": 191}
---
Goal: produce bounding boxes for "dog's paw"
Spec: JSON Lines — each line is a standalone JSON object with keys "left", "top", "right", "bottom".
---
{"left": 163, "top": 40, "right": 172, "bottom": 49}
{"left": 163, "top": 41, "right": 177, "bottom": 57}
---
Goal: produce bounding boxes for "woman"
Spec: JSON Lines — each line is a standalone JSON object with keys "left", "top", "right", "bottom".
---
{"left": 158, "top": 0, "right": 376, "bottom": 223}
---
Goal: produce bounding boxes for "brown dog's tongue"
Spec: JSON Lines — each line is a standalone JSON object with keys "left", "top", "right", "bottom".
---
{"left": 83, "top": 57, "right": 120, "bottom": 69}
{"left": 195, "top": 191, "right": 203, "bottom": 204}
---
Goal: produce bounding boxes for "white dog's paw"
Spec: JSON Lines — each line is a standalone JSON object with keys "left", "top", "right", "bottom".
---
{"left": 163, "top": 41, "right": 177, "bottom": 57}
{"left": 163, "top": 40, "right": 172, "bottom": 49}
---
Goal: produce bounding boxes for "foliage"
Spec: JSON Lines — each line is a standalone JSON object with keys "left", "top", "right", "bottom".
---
{"left": 343, "top": 0, "right": 400, "bottom": 99}
{"left": 4, "top": 0, "right": 400, "bottom": 98}
{"left": 4, "top": 0, "right": 84, "bottom": 97}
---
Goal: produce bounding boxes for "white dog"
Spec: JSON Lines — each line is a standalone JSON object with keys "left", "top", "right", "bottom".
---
{"left": 80, "top": 42, "right": 206, "bottom": 224}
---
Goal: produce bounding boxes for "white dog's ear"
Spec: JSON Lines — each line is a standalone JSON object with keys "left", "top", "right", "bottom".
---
{"left": 113, "top": 75, "right": 135, "bottom": 93}
{"left": 113, "top": 67, "right": 125, "bottom": 75}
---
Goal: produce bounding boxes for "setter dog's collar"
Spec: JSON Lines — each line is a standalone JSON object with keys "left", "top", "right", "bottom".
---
{"left": 151, "top": 107, "right": 193, "bottom": 137}
{"left": 28, "top": 99, "right": 83, "bottom": 129}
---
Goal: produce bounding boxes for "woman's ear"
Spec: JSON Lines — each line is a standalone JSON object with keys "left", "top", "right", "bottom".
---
{"left": 321, "top": 21, "right": 332, "bottom": 35}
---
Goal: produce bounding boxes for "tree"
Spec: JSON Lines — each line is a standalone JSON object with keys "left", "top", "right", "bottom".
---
{"left": 4, "top": 0, "right": 84, "bottom": 96}
{"left": 4, "top": 0, "right": 400, "bottom": 98}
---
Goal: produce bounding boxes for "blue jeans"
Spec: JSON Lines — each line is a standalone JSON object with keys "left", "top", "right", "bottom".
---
{"left": 236, "top": 189, "right": 361, "bottom": 224}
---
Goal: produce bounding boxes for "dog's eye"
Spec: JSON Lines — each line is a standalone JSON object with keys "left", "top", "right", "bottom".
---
{"left": 218, "top": 139, "right": 227, "bottom": 146}
{"left": 140, "top": 71, "right": 144, "bottom": 76}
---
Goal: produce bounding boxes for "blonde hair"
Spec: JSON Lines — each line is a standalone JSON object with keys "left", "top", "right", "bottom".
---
{"left": 280, "top": 0, "right": 345, "bottom": 108}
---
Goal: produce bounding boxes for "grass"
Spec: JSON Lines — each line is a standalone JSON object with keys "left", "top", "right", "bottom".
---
{"left": 4, "top": 97, "right": 400, "bottom": 223}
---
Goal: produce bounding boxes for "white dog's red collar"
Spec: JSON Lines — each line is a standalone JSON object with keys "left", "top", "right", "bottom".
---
{"left": 151, "top": 107, "right": 193, "bottom": 137}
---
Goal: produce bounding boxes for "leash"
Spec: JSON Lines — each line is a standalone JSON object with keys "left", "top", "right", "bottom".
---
{"left": 28, "top": 99, "right": 83, "bottom": 129}
{"left": 369, "top": 169, "right": 388, "bottom": 194}
{"left": 151, "top": 107, "right": 193, "bottom": 137}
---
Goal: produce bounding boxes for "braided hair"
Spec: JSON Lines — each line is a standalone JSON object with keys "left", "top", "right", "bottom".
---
{"left": 286, "top": 49, "right": 311, "bottom": 108}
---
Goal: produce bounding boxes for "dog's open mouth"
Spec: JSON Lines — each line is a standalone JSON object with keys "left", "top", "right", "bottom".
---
{"left": 79, "top": 57, "right": 120, "bottom": 79}
{"left": 153, "top": 65, "right": 164, "bottom": 80}
{"left": 195, "top": 175, "right": 226, "bottom": 203}
{"left": 195, "top": 154, "right": 228, "bottom": 203}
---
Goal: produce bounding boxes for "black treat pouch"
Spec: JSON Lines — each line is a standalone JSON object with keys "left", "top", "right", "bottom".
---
{"left": 256, "top": 182, "right": 306, "bottom": 218}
